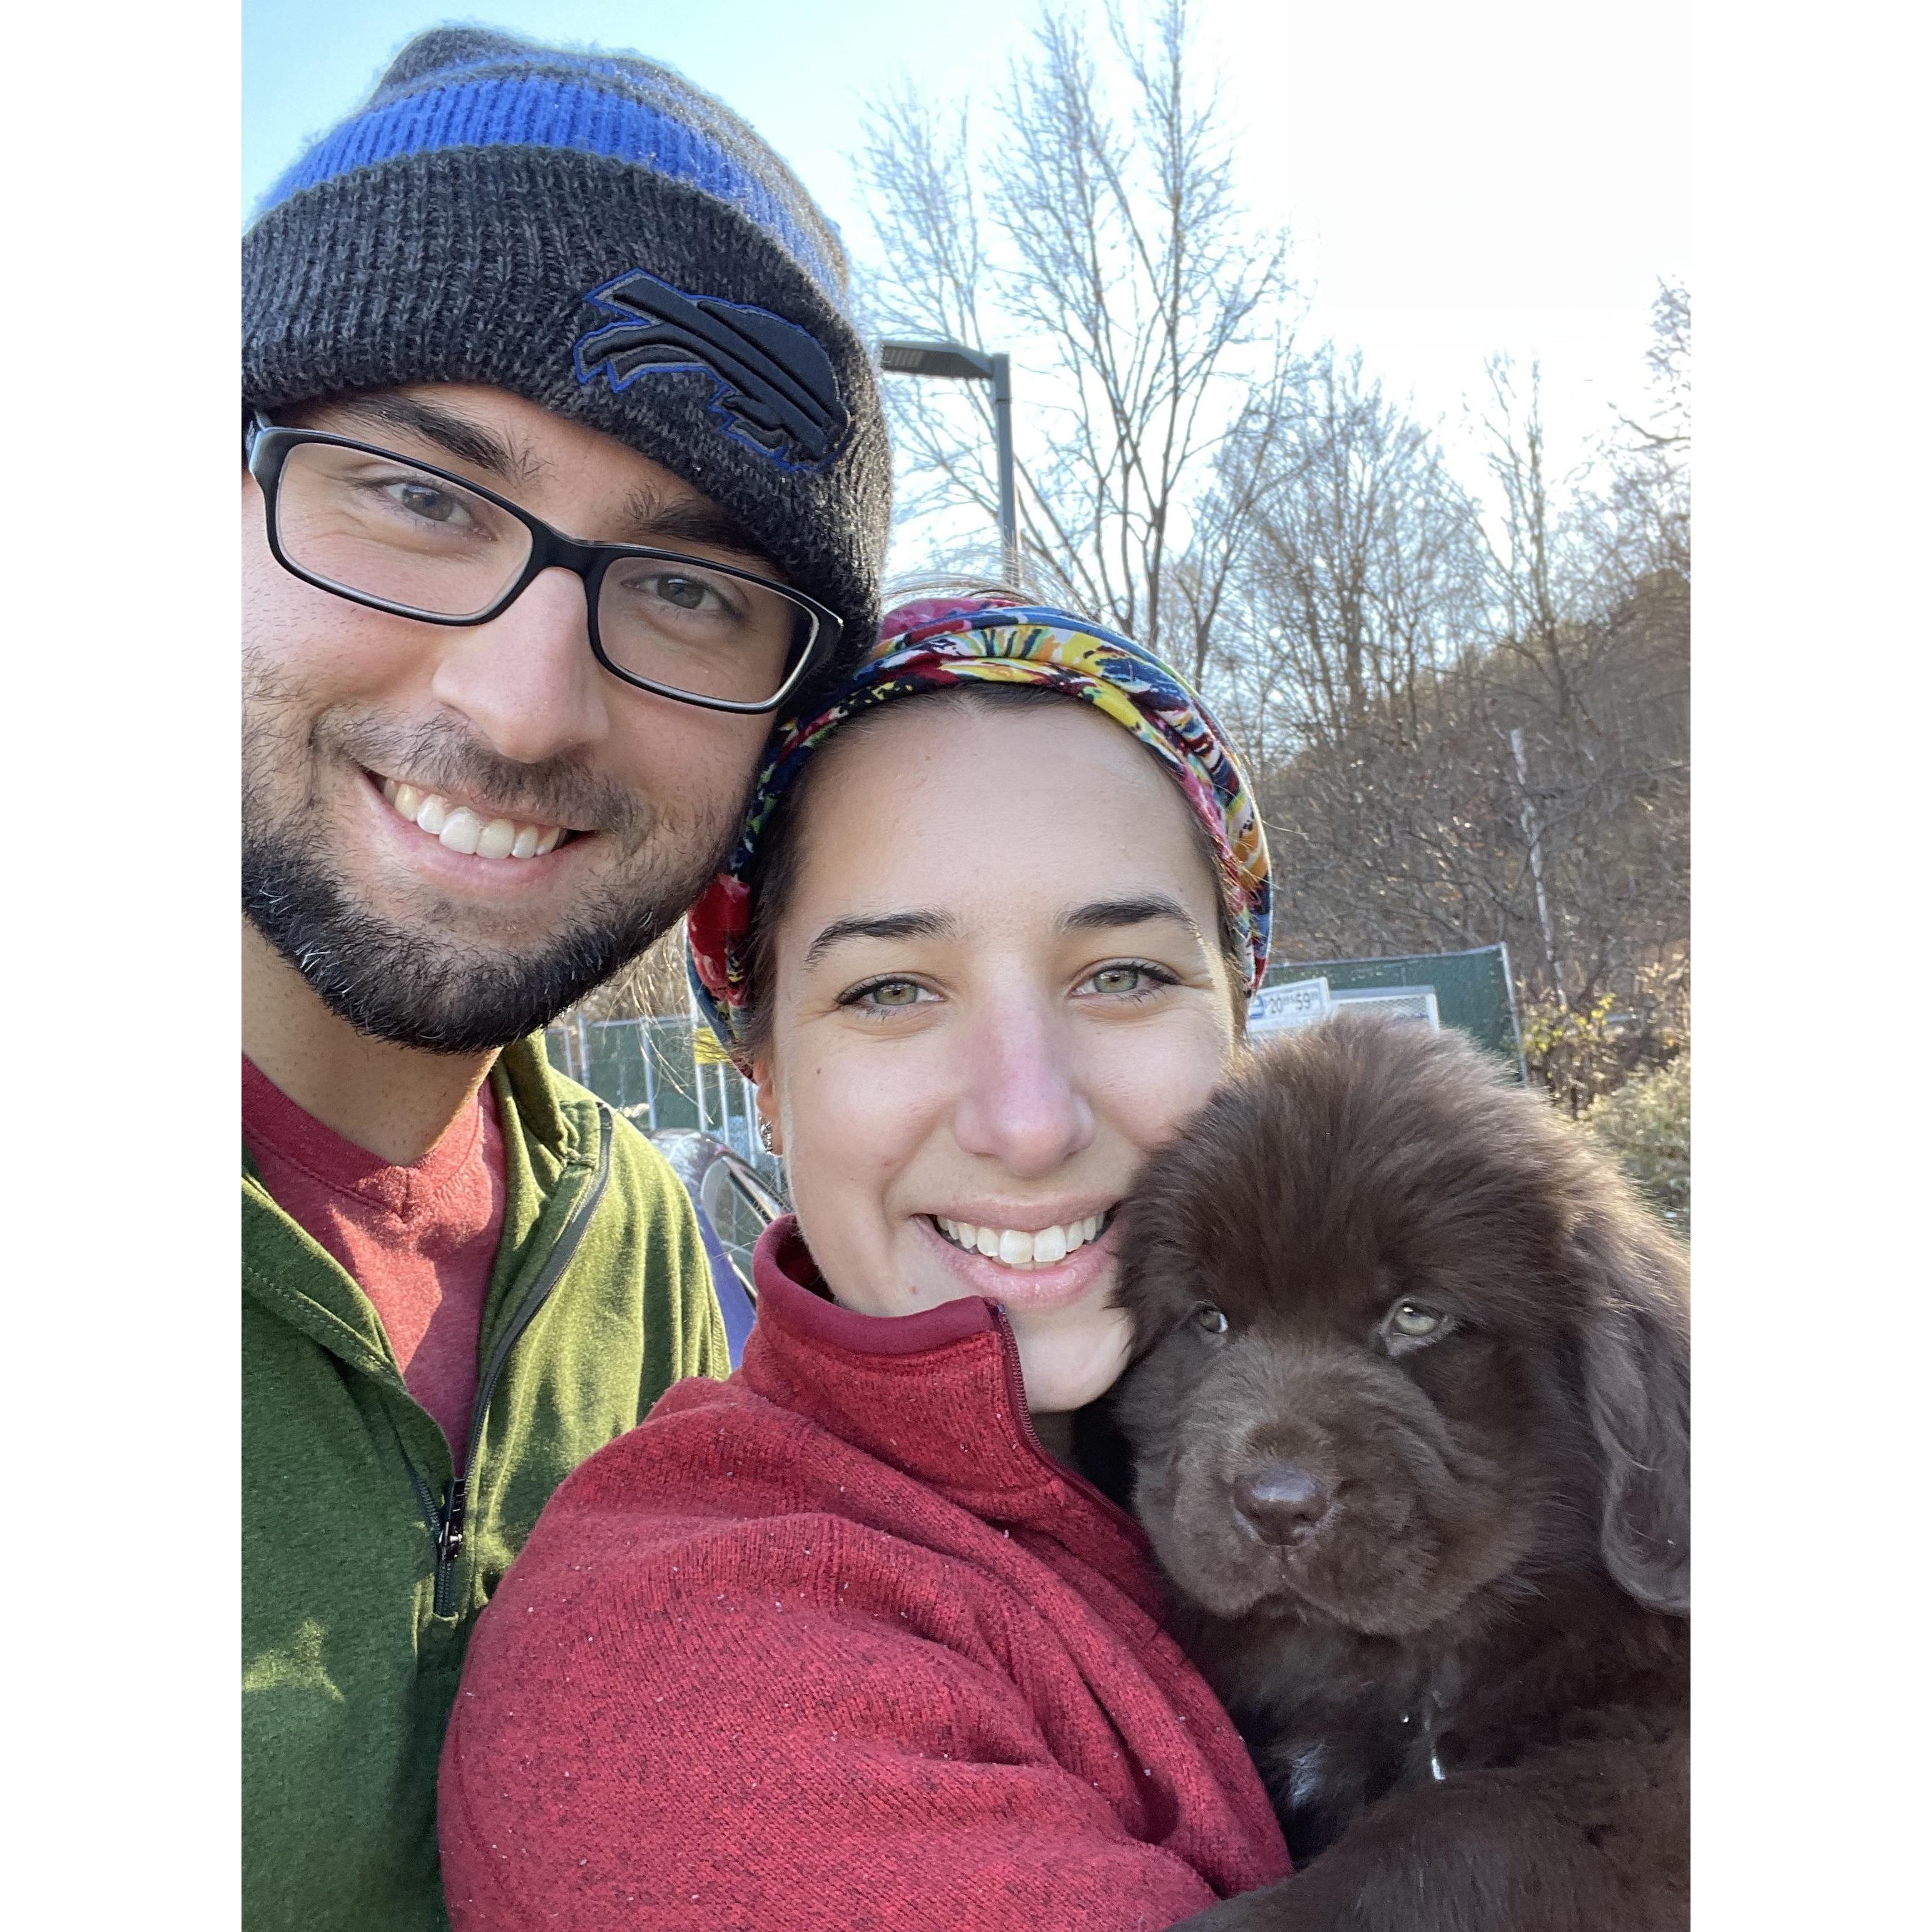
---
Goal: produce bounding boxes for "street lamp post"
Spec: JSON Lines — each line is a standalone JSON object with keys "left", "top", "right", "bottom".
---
{"left": 877, "top": 338, "right": 1017, "bottom": 583}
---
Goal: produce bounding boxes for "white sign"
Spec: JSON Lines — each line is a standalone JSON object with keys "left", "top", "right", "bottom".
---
{"left": 1246, "top": 976, "right": 1332, "bottom": 1038}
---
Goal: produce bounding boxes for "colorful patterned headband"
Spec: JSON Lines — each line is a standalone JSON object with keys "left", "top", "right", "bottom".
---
{"left": 686, "top": 594, "right": 1273, "bottom": 1067}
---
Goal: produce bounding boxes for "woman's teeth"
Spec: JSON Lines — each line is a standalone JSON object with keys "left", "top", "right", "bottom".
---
{"left": 933, "top": 1213, "right": 1111, "bottom": 1269}
{"left": 381, "top": 777, "right": 564, "bottom": 860}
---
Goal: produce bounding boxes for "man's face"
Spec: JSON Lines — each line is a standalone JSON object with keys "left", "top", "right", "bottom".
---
{"left": 243, "top": 383, "right": 775, "bottom": 1053}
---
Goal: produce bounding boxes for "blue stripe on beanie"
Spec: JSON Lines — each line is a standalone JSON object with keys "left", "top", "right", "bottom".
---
{"left": 257, "top": 75, "right": 841, "bottom": 298}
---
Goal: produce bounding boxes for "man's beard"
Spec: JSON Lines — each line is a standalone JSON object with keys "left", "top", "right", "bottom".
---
{"left": 243, "top": 687, "right": 740, "bottom": 1057}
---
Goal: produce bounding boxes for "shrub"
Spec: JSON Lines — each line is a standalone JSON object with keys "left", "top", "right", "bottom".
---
{"left": 1520, "top": 958, "right": 1688, "bottom": 1118}
{"left": 1584, "top": 1054, "right": 1690, "bottom": 1237}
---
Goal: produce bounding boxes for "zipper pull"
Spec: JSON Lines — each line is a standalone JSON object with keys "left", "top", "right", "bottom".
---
{"left": 435, "top": 1476, "right": 468, "bottom": 1568}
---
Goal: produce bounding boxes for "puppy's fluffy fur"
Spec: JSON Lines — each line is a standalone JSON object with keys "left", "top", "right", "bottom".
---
{"left": 1102, "top": 1018, "right": 1689, "bottom": 1932}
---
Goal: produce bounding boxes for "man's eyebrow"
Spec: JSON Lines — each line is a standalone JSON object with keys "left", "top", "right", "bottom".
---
{"left": 617, "top": 491, "right": 776, "bottom": 568}
{"left": 308, "top": 397, "right": 777, "bottom": 563}
{"left": 802, "top": 909, "right": 959, "bottom": 969}
{"left": 1059, "top": 895, "right": 1208, "bottom": 946}
{"left": 320, "top": 394, "right": 538, "bottom": 487}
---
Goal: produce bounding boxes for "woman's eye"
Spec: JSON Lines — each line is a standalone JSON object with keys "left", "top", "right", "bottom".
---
{"left": 841, "top": 977, "right": 933, "bottom": 1014}
{"left": 1386, "top": 1300, "right": 1445, "bottom": 1340}
{"left": 1083, "top": 962, "right": 1177, "bottom": 1000}
{"left": 1194, "top": 1304, "right": 1229, "bottom": 1335}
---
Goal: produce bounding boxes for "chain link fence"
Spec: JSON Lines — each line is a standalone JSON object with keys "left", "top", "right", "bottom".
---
{"left": 543, "top": 1014, "right": 781, "bottom": 1183}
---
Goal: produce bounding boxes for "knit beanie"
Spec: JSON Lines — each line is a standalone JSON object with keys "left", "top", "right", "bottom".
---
{"left": 243, "top": 27, "right": 890, "bottom": 658}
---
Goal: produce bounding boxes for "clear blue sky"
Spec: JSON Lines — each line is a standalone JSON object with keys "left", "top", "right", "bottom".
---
{"left": 243, "top": 1, "right": 1688, "bottom": 472}
{"left": 243, "top": 0, "right": 1040, "bottom": 241}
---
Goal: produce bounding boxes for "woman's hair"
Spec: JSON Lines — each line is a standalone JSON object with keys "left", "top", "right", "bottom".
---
{"left": 731, "top": 680, "right": 1252, "bottom": 1060}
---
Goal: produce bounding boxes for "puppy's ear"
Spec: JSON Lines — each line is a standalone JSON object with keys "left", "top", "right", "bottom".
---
{"left": 1572, "top": 1211, "right": 1690, "bottom": 1615}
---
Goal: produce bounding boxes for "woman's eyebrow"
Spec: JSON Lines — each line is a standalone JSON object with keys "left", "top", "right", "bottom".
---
{"left": 802, "top": 909, "right": 960, "bottom": 968}
{"left": 1059, "top": 895, "right": 1208, "bottom": 945}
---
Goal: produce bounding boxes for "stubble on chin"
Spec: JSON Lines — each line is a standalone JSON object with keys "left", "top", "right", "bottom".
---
{"left": 240, "top": 661, "right": 746, "bottom": 1054}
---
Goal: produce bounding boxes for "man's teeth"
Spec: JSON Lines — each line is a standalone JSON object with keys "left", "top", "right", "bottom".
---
{"left": 381, "top": 778, "right": 564, "bottom": 859}
{"left": 933, "top": 1213, "right": 1111, "bottom": 1269}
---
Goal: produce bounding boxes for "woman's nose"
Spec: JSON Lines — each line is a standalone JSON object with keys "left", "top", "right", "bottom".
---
{"left": 951, "top": 1002, "right": 1096, "bottom": 1179}
{"left": 428, "top": 567, "right": 611, "bottom": 765}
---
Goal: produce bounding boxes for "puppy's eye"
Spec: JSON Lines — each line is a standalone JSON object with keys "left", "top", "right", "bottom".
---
{"left": 1383, "top": 1299, "right": 1448, "bottom": 1345}
{"left": 1194, "top": 1304, "right": 1229, "bottom": 1335}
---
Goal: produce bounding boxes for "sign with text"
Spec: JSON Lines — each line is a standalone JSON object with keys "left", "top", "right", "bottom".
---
{"left": 1246, "top": 976, "right": 1333, "bottom": 1038}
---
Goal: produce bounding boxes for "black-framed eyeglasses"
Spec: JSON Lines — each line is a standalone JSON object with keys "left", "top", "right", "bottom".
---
{"left": 244, "top": 414, "right": 838, "bottom": 714}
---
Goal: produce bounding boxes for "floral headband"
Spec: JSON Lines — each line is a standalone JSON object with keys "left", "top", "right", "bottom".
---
{"left": 686, "top": 594, "right": 1273, "bottom": 1069}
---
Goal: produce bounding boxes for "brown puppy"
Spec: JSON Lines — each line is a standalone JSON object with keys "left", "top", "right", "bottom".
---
{"left": 1102, "top": 1017, "right": 1688, "bottom": 1932}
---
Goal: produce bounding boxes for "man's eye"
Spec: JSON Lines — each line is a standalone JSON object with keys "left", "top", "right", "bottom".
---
{"left": 384, "top": 480, "right": 472, "bottom": 526}
{"left": 641, "top": 572, "right": 727, "bottom": 614}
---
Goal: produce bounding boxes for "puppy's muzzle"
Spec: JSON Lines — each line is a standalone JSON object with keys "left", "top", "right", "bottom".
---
{"left": 1232, "top": 1461, "right": 1333, "bottom": 1547}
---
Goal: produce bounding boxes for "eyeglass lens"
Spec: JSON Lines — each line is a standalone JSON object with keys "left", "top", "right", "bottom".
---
{"left": 272, "top": 440, "right": 810, "bottom": 705}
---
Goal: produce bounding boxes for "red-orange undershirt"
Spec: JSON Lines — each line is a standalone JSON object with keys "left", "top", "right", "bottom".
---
{"left": 243, "top": 1055, "right": 506, "bottom": 1465}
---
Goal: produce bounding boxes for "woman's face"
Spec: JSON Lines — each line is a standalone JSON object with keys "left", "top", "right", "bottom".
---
{"left": 753, "top": 698, "right": 1242, "bottom": 1415}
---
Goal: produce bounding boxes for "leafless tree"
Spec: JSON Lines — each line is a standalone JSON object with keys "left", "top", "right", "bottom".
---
{"left": 1600, "top": 278, "right": 1690, "bottom": 588}
{"left": 1466, "top": 313, "right": 1690, "bottom": 1005}
{"left": 1241, "top": 312, "right": 1689, "bottom": 1042}
{"left": 854, "top": 0, "right": 1296, "bottom": 661}
{"left": 1210, "top": 348, "right": 1488, "bottom": 756}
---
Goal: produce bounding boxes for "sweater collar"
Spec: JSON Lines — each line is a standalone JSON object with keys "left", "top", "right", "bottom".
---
{"left": 741, "top": 1216, "right": 1156, "bottom": 1591}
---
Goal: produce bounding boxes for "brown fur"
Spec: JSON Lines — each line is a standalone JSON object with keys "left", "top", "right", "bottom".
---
{"left": 1099, "top": 1017, "right": 1689, "bottom": 1931}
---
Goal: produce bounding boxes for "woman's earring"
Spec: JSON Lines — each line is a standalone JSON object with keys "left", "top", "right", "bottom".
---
{"left": 756, "top": 1118, "right": 776, "bottom": 1154}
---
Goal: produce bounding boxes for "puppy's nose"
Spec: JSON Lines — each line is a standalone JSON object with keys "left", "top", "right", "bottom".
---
{"left": 1233, "top": 1463, "right": 1332, "bottom": 1546}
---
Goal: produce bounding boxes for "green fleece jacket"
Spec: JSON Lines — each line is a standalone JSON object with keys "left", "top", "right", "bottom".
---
{"left": 242, "top": 1036, "right": 726, "bottom": 1932}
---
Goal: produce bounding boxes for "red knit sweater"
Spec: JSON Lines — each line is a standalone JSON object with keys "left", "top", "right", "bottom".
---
{"left": 439, "top": 1218, "right": 1289, "bottom": 1931}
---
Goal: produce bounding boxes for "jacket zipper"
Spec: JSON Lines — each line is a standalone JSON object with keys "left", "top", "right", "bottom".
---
{"left": 425, "top": 1104, "right": 616, "bottom": 1618}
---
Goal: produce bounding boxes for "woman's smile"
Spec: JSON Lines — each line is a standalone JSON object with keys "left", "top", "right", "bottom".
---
{"left": 930, "top": 1206, "right": 1114, "bottom": 1268}
{"left": 912, "top": 1207, "right": 1124, "bottom": 1311}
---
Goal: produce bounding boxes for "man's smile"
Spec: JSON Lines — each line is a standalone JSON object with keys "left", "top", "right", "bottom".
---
{"left": 370, "top": 768, "right": 576, "bottom": 861}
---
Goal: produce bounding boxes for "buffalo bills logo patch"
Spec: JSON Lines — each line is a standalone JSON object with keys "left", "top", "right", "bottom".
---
{"left": 572, "top": 270, "right": 848, "bottom": 470}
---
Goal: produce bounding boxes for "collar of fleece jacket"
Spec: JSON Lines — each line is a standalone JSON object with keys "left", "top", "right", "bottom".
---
{"left": 742, "top": 1217, "right": 1158, "bottom": 1605}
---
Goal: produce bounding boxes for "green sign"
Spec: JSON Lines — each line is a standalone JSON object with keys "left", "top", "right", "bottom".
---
{"left": 1263, "top": 943, "right": 1524, "bottom": 1079}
